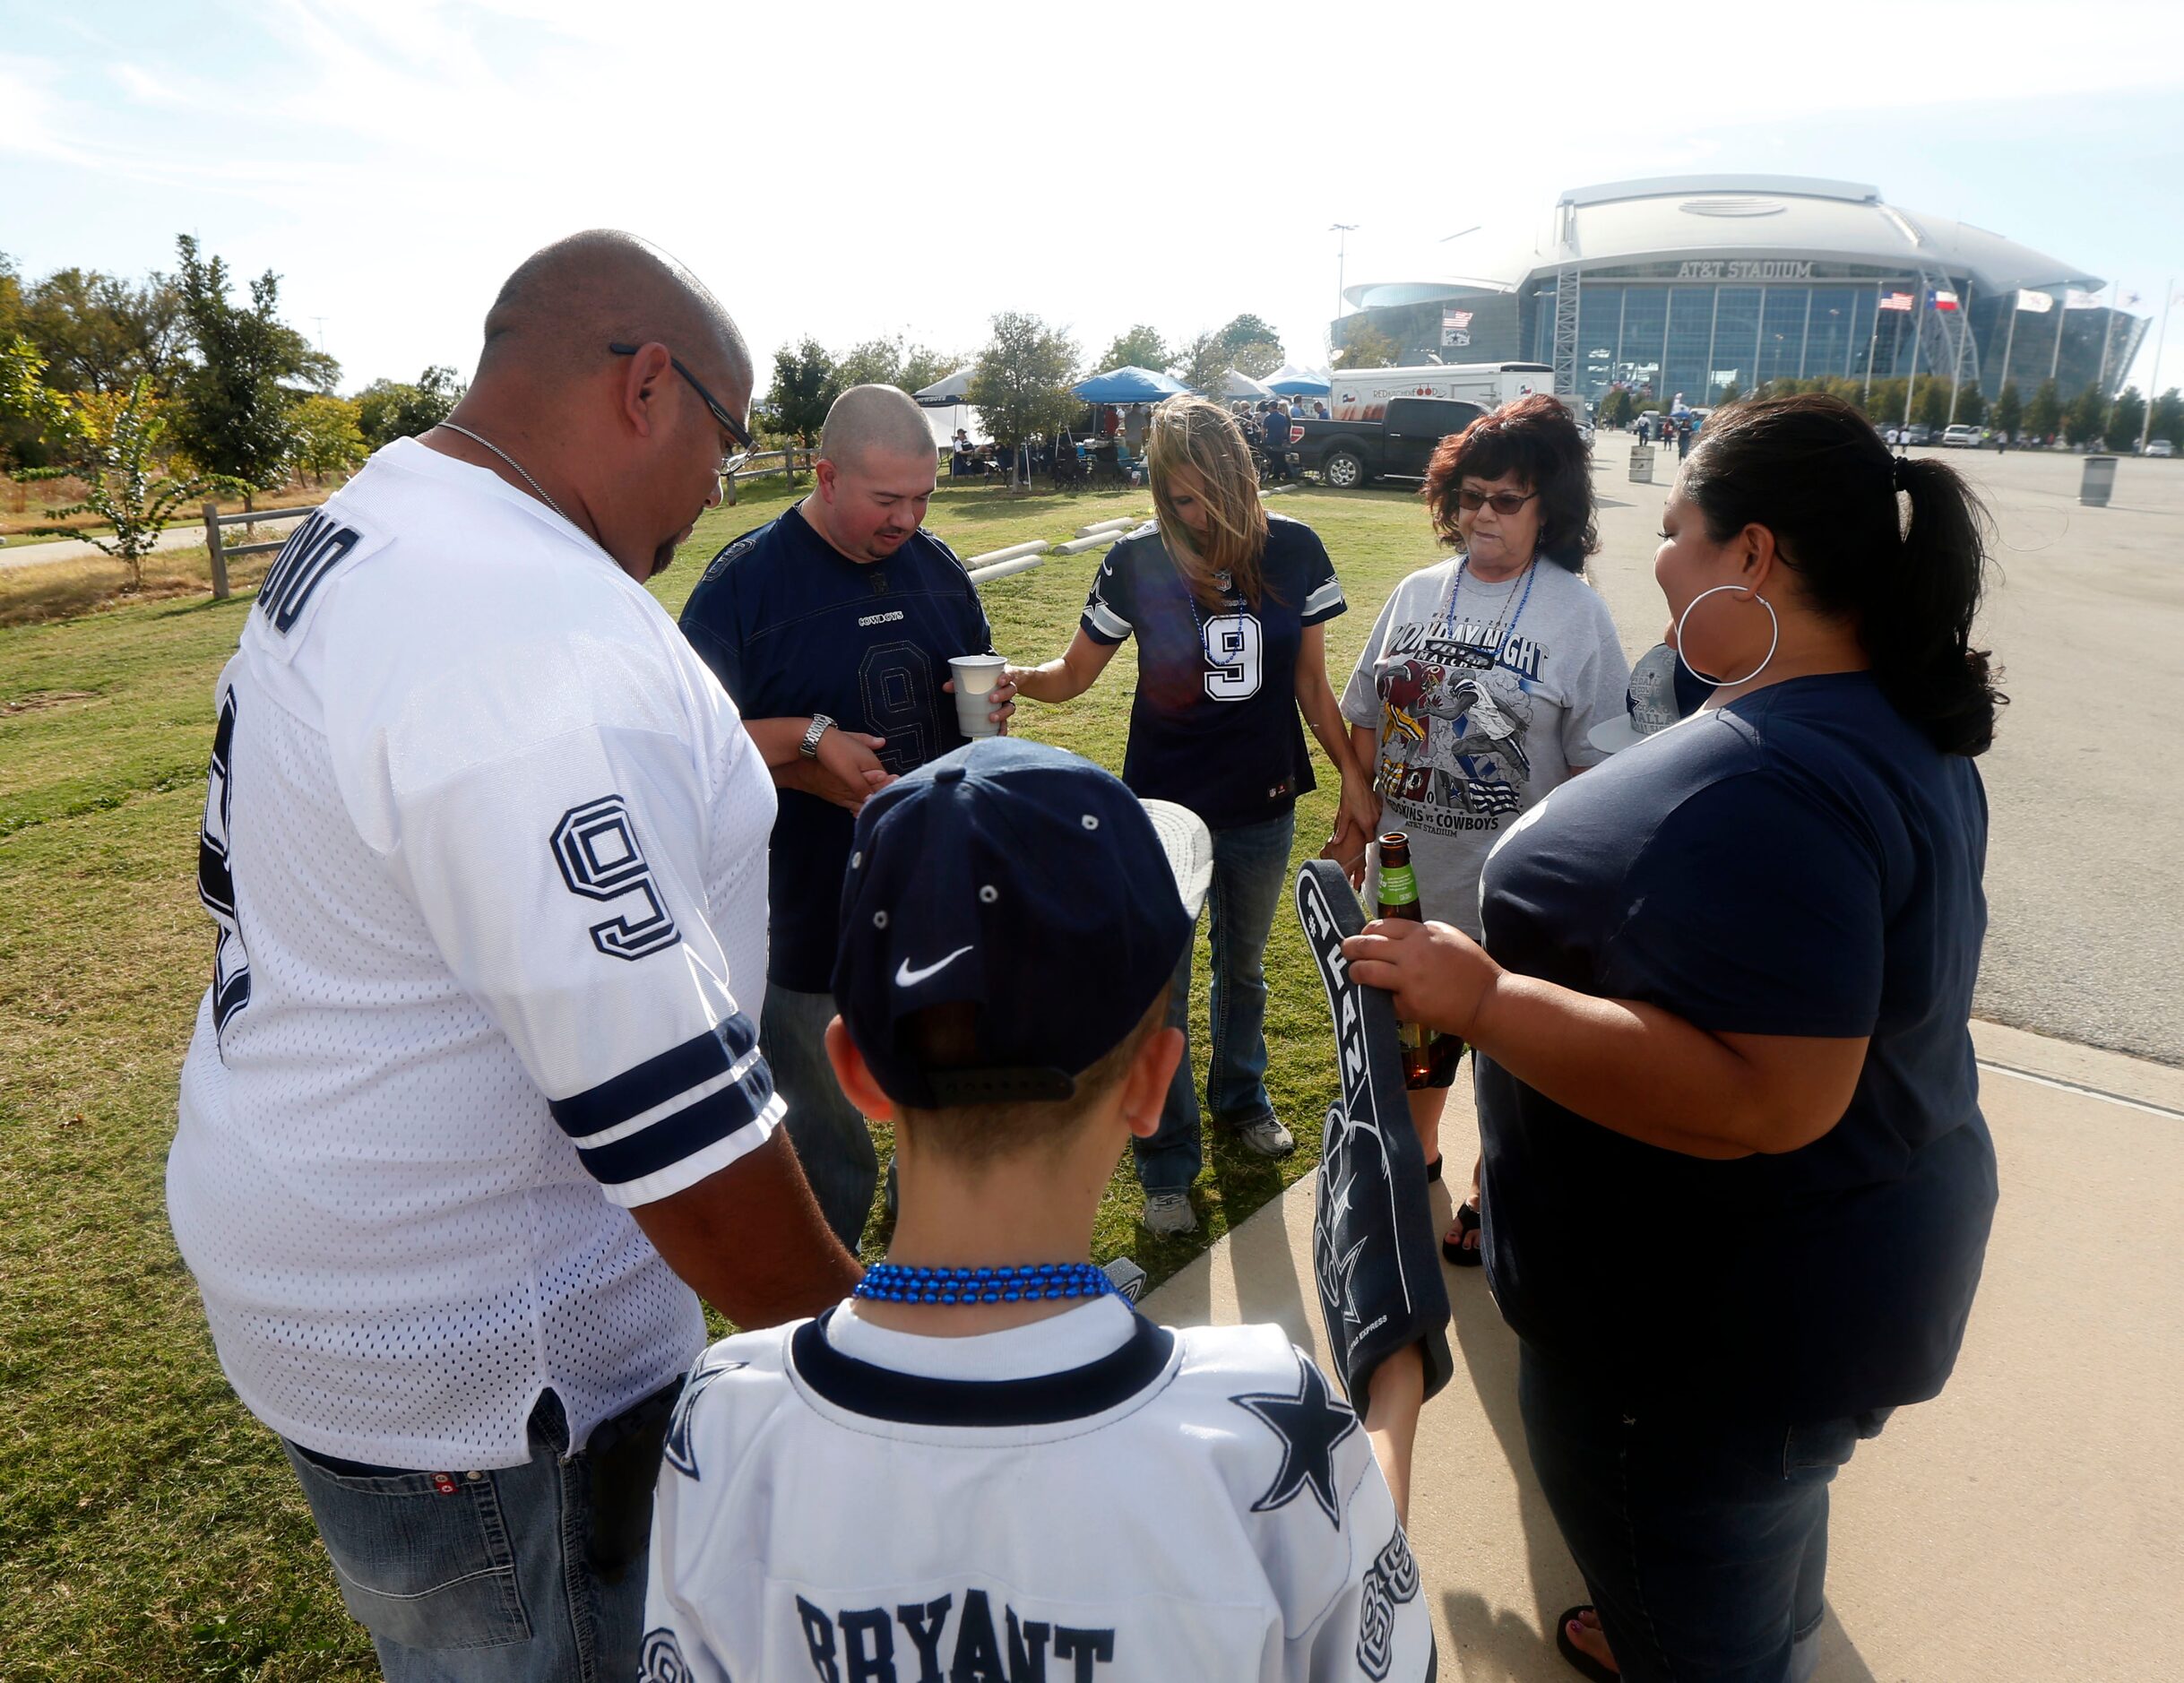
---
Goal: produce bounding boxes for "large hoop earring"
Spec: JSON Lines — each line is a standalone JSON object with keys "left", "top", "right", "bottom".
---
{"left": 1675, "top": 584, "right": 1779, "bottom": 688}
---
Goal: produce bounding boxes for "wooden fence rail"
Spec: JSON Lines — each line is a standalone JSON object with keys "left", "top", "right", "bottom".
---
{"left": 203, "top": 502, "right": 325, "bottom": 600}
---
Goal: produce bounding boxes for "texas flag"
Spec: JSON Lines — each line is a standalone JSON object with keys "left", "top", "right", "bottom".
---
{"left": 1930, "top": 289, "right": 1961, "bottom": 312}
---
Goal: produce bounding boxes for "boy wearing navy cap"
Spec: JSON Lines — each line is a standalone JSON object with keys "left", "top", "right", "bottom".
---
{"left": 640, "top": 738, "right": 1433, "bottom": 1683}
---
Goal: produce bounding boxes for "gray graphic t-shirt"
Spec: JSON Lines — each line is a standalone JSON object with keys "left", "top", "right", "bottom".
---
{"left": 1341, "top": 557, "right": 1629, "bottom": 936}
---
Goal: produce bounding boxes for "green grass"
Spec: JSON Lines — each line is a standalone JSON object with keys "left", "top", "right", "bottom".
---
{"left": 0, "top": 472, "right": 1440, "bottom": 1679}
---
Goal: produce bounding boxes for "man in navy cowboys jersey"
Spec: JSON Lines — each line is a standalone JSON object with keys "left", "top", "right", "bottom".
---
{"left": 640, "top": 739, "right": 1434, "bottom": 1683}
{"left": 679, "top": 384, "right": 1014, "bottom": 1248}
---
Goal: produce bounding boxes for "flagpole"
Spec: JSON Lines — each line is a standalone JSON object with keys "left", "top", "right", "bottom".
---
{"left": 1998, "top": 293, "right": 2020, "bottom": 401}
{"left": 2050, "top": 288, "right": 2068, "bottom": 384}
{"left": 1863, "top": 282, "right": 1882, "bottom": 408}
{"left": 2138, "top": 276, "right": 2172, "bottom": 455}
{"left": 2096, "top": 281, "right": 2120, "bottom": 400}
{"left": 1903, "top": 292, "right": 1924, "bottom": 434}
{"left": 1947, "top": 280, "right": 1973, "bottom": 424}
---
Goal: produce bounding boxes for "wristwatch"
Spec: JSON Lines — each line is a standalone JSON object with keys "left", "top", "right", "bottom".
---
{"left": 798, "top": 713, "right": 835, "bottom": 759}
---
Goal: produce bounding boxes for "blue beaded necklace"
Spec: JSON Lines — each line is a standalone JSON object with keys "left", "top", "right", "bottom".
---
{"left": 1437, "top": 553, "right": 1539, "bottom": 650}
{"left": 854, "top": 1261, "right": 1117, "bottom": 1308}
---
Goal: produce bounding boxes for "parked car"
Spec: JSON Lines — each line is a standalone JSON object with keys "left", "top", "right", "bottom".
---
{"left": 2145, "top": 439, "right": 2175, "bottom": 458}
{"left": 1286, "top": 395, "right": 1488, "bottom": 488}
{"left": 1941, "top": 424, "right": 1981, "bottom": 448}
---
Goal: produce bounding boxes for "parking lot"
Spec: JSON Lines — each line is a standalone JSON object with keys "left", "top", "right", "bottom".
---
{"left": 1582, "top": 439, "right": 2184, "bottom": 1066}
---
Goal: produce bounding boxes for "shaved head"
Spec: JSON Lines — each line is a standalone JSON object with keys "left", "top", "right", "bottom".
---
{"left": 819, "top": 384, "right": 936, "bottom": 470}
{"left": 479, "top": 229, "right": 750, "bottom": 395}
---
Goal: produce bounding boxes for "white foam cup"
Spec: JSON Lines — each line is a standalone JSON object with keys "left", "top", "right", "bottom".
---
{"left": 950, "top": 653, "right": 1008, "bottom": 738}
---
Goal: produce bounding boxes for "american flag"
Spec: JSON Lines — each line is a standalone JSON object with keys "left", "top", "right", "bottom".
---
{"left": 1463, "top": 779, "right": 1524, "bottom": 816}
{"left": 1878, "top": 291, "right": 1914, "bottom": 313}
{"left": 1442, "top": 307, "right": 1472, "bottom": 331}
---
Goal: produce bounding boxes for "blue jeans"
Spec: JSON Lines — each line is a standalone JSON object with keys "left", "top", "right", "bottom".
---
{"left": 1517, "top": 1344, "right": 1889, "bottom": 1683}
{"left": 1135, "top": 810, "right": 1294, "bottom": 1195}
{"left": 762, "top": 980, "right": 878, "bottom": 1250}
{"left": 280, "top": 1388, "right": 669, "bottom": 1682}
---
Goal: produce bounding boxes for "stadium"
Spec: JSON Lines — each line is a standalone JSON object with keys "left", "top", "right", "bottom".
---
{"left": 1334, "top": 175, "right": 2143, "bottom": 410}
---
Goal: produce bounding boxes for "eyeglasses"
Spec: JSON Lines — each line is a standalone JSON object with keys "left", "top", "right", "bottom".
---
{"left": 608, "top": 342, "right": 754, "bottom": 478}
{"left": 1455, "top": 488, "right": 1539, "bottom": 515}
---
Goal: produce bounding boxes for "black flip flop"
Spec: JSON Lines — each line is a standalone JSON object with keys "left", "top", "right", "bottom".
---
{"left": 1554, "top": 1605, "right": 1619, "bottom": 1683}
{"left": 1441, "top": 1200, "right": 1484, "bottom": 1267}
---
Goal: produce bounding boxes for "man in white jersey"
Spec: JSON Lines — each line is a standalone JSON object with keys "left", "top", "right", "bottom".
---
{"left": 641, "top": 738, "right": 1434, "bottom": 1683}
{"left": 167, "top": 230, "right": 860, "bottom": 1682}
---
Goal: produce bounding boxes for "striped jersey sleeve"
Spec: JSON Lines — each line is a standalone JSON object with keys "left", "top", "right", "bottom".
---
{"left": 1294, "top": 522, "right": 1347, "bottom": 626}
{"left": 1080, "top": 541, "right": 1137, "bottom": 644}
{"left": 386, "top": 720, "right": 780, "bottom": 1208}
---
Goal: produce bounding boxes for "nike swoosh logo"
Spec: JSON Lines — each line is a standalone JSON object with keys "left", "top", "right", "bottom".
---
{"left": 895, "top": 945, "right": 975, "bottom": 988}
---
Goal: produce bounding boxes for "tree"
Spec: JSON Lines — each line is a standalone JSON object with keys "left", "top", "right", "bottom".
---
{"left": 1869, "top": 377, "right": 1909, "bottom": 426}
{"left": 1953, "top": 383, "right": 1986, "bottom": 427}
{"left": 1991, "top": 381, "right": 2023, "bottom": 441}
{"left": 1332, "top": 324, "right": 1399, "bottom": 371}
{"left": 2063, "top": 382, "right": 2106, "bottom": 446}
{"left": 1914, "top": 376, "right": 1952, "bottom": 431}
{"left": 1214, "top": 313, "right": 1284, "bottom": 379}
{"left": 1170, "top": 329, "right": 1231, "bottom": 398}
{"left": 290, "top": 393, "right": 366, "bottom": 484}
{"left": 2108, "top": 385, "right": 2145, "bottom": 450}
{"left": 4, "top": 342, "right": 212, "bottom": 591}
{"left": 967, "top": 312, "right": 1078, "bottom": 486}
{"left": 168, "top": 235, "right": 318, "bottom": 505}
{"left": 1595, "top": 386, "right": 1632, "bottom": 427}
{"left": 1096, "top": 324, "right": 1168, "bottom": 374}
{"left": 21, "top": 268, "right": 189, "bottom": 396}
{"left": 765, "top": 337, "right": 835, "bottom": 442}
{"left": 2024, "top": 378, "right": 2062, "bottom": 444}
{"left": 355, "top": 366, "right": 463, "bottom": 449}
{"left": 900, "top": 344, "right": 965, "bottom": 395}
{"left": 1714, "top": 381, "right": 1742, "bottom": 407}
{"left": 2150, "top": 387, "right": 2184, "bottom": 449}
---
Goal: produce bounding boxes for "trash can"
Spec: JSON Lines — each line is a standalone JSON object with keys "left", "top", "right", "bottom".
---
{"left": 1628, "top": 444, "right": 1655, "bottom": 485}
{"left": 2079, "top": 455, "right": 2117, "bottom": 507}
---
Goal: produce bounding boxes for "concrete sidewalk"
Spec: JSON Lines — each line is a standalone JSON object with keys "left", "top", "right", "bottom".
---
{"left": 1144, "top": 1021, "right": 2184, "bottom": 1681}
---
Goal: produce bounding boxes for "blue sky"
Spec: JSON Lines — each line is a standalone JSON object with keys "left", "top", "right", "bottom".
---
{"left": 4, "top": 0, "right": 2181, "bottom": 395}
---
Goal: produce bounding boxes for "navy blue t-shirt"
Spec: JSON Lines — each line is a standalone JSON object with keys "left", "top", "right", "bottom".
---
{"left": 680, "top": 505, "right": 991, "bottom": 993}
{"left": 1476, "top": 672, "right": 1998, "bottom": 1420}
{"left": 1080, "top": 514, "right": 1346, "bottom": 831}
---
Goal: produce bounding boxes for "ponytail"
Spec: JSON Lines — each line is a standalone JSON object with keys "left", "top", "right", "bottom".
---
{"left": 1880, "top": 455, "right": 2004, "bottom": 755}
{"left": 1680, "top": 394, "right": 2005, "bottom": 756}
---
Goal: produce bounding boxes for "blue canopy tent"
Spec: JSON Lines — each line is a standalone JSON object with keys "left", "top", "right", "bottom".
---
{"left": 1071, "top": 366, "right": 1190, "bottom": 403}
{"left": 1265, "top": 362, "right": 1332, "bottom": 397}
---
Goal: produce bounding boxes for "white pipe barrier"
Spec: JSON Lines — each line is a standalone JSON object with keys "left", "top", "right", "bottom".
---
{"left": 1259, "top": 482, "right": 1298, "bottom": 496}
{"left": 1073, "top": 515, "right": 1141, "bottom": 539}
{"left": 966, "top": 553, "right": 1049, "bottom": 585}
{"left": 1053, "top": 531, "right": 1126, "bottom": 556}
{"left": 963, "top": 539, "right": 1050, "bottom": 569}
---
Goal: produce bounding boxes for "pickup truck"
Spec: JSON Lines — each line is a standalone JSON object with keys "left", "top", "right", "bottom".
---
{"left": 1281, "top": 395, "right": 1488, "bottom": 488}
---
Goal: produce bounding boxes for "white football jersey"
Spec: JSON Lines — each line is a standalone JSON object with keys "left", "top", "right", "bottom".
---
{"left": 641, "top": 1300, "right": 1436, "bottom": 1682}
{"left": 167, "top": 437, "right": 781, "bottom": 1470}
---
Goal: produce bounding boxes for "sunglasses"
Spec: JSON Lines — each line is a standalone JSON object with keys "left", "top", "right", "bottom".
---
{"left": 1455, "top": 488, "right": 1539, "bottom": 515}
{"left": 608, "top": 342, "right": 754, "bottom": 478}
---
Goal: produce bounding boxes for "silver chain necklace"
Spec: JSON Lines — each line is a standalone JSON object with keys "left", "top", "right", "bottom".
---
{"left": 436, "top": 422, "right": 569, "bottom": 523}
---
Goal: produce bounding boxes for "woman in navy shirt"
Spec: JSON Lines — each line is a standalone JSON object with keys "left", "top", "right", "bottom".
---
{"left": 1348, "top": 395, "right": 2003, "bottom": 1682}
{"left": 1013, "top": 397, "right": 1377, "bottom": 1239}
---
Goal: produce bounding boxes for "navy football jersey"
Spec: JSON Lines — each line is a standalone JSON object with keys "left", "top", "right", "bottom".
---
{"left": 1081, "top": 514, "right": 1346, "bottom": 831}
{"left": 680, "top": 505, "right": 992, "bottom": 992}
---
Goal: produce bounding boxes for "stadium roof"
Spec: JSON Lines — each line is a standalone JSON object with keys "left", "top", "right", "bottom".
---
{"left": 1343, "top": 175, "right": 2103, "bottom": 309}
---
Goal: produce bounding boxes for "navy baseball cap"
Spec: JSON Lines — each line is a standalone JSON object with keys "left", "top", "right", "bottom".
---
{"left": 1588, "top": 643, "right": 1712, "bottom": 755}
{"left": 832, "top": 738, "right": 1212, "bottom": 1109}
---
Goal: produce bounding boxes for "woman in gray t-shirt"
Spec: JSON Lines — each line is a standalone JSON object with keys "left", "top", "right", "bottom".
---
{"left": 1334, "top": 396, "right": 1629, "bottom": 1259}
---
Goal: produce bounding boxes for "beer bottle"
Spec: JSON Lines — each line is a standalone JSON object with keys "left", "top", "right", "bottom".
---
{"left": 1375, "top": 833, "right": 1436, "bottom": 1089}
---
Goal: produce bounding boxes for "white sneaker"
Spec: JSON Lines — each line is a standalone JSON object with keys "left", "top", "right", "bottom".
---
{"left": 1232, "top": 1116, "right": 1296, "bottom": 1159}
{"left": 1141, "top": 1192, "right": 1199, "bottom": 1238}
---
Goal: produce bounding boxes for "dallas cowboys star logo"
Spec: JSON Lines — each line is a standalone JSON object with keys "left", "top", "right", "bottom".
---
{"left": 661, "top": 1354, "right": 746, "bottom": 1481}
{"left": 1231, "top": 1353, "right": 1360, "bottom": 1527}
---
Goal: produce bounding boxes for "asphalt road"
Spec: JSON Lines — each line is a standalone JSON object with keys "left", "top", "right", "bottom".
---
{"left": 1581, "top": 440, "right": 2184, "bottom": 1067}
